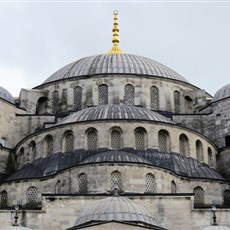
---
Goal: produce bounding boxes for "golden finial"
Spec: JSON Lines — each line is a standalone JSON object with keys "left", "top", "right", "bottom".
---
{"left": 108, "top": 10, "right": 124, "bottom": 54}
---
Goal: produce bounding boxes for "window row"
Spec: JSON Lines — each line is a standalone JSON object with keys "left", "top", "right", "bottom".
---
{"left": 0, "top": 186, "right": 39, "bottom": 208}
{"left": 50, "top": 85, "right": 182, "bottom": 113}
{"left": 54, "top": 172, "right": 176, "bottom": 194}
{"left": 1, "top": 186, "right": 229, "bottom": 208}
{"left": 18, "top": 129, "right": 215, "bottom": 166}
{"left": 193, "top": 187, "right": 230, "bottom": 207}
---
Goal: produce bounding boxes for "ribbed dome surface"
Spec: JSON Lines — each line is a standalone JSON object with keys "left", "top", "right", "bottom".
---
{"left": 0, "top": 86, "right": 15, "bottom": 104}
{"left": 43, "top": 54, "right": 188, "bottom": 84}
{"left": 201, "top": 226, "right": 230, "bottom": 230}
{"left": 213, "top": 83, "right": 230, "bottom": 102}
{"left": 57, "top": 104, "right": 174, "bottom": 125}
{"left": 74, "top": 196, "right": 158, "bottom": 227}
{"left": 81, "top": 150, "right": 152, "bottom": 165}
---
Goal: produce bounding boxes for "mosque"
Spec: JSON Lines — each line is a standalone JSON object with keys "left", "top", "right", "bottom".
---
{"left": 0, "top": 11, "right": 229, "bottom": 230}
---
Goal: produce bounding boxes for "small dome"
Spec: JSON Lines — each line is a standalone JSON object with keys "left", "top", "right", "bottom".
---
{"left": 0, "top": 86, "right": 15, "bottom": 104}
{"left": 200, "top": 226, "right": 230, "bottom": 230}
{"left": 213, "top": 83, "right": 230, "bottom": 102}
{"left": 57, "top": 104, "right": 174, "bottom": 125}
{"left": 42, "top": 54, "right": 189, "bottom": 85}
{"left": 73, "top": 196, "right": 160, "bottom": 228}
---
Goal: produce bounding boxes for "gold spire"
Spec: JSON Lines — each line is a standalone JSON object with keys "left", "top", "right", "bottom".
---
{"left": 108, "top": 10, "right": 123, "bottom": 54}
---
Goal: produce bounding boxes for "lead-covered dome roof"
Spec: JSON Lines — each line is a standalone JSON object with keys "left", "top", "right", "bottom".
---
{"left": 43, "top": 54, "right": 189, "bottom": 84}
{"left": 5, "top": 150, "right": 224, "bottom": 182}
{"left": 0, "top": 86, "right": 15, "bottom": 104}
{"left": 213, "top": 83, "right": 230, "bottom": 102}
{"left": 57, "top": 104, "right": 174, "bottom": 125}
{"left": 71, "top": 196, "right": 162, "bottom": 229}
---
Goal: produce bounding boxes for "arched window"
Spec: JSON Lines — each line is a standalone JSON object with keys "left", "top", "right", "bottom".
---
{"left": 51, "top": 91, "right": 59, "bottom": 114}
{"left": 196, "top": 140, "right": 203, "bottom": 162}
{"left": 55, "top": 180, "right": 61, "bottom": 194}
{"left": 73, "top": 86, "right": 83, "bottom": 111}
{"left": 98, "top": 84, "right": 108, "bottom": 105}
{"left": 110, "top": 171, "right": 122, "bottom": 191}
{"left": 208, "top": 147, "right": 213, "bottom": 166}
{"left": 174, "top": 90, "right": 181, "bottom": 113}
{"left": 225, "top": 136, "right": 230, "bottom": 147}
{"left": 145, "top": 173, "right": 156, "bottom": 193}
{"left": 135, "top": 128, "right": 146, "bottom": 150}
{"left": 44, "top": 135, "right": 53, "bottom": 156}
{"left": 124, "top": 84, "right": 135, "bottom": 105}
{"left": 171, "top": 181, "right": 177, "bottom": 193}
{"left": 111, "top": 130, "right": 122, "bottom": 150}
{"left": 150, "top": 86, "right": 159, "bottom": 110}
{"left": 64, "top": 132, "right": 74, "bottom": 153}
{"left": 36, "top": 97, "right": 48, "bottom": 114}
{"left": 158, "top": 130, "right": 170, "bottom": 152}
{"left": 26, "top": 186, "right": 38, "bottom": 207}
{"left": 184, "top": 96, "right": 193, "bottom": 113}
{"left": 179, "top": 134, "right": 189, "bottom": 156}
{"left": 29, "top": 141, "right": 36, "bottom": 161}
{"left": 0, "top": 190, "right": 8, "bottom": 208}
{"left": 224, "top": 190, "right": 230, "bottom": 206}
{"left": 78, "top": 173, "right": 87, "bottom": 194}
{"left": 194, "top": 186, "right": 204, "bottom": 207}
{"left": 87, "top": 128, "right": 97, "bottom": 150}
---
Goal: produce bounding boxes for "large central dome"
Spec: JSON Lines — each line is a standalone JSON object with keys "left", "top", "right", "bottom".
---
{"left": 43, "top": 54, "right": 189, "bottom": 84}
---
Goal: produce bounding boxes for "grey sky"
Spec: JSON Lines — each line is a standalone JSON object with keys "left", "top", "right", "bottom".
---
{"left": 0, "top": 1, "right": 229, "bottom": 97}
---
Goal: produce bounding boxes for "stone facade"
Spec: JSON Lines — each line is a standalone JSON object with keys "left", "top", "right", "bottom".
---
{"left": 0, "top": 32, "right": 230, "bottom": 230}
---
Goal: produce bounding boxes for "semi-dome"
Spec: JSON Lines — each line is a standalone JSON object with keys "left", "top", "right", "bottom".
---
{"left": 213, "top": 83, "right": 230, "bottom": 102}
{"left": 70, "top": 196, "right": 164, "bottom": 229}
{"left": 5, "top": 150, "right": 224, "bottom": 182}
{"left": 0, "top": 86, "right": 15, "bottom": 104}
{"left": 57, "top": 104, "right": 174, "bottom": 125}
{"left": 42, "top": 54, "right": 189, "bottom": 85}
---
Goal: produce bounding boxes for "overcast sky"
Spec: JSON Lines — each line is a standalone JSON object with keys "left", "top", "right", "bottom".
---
{"left": 0, "top": 1, "right": 230, "bottom": 97}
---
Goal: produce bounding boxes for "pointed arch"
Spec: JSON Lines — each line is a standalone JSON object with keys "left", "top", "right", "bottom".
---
{"left": 179, "top": 134, "right": 189, "bottom": 156}
{"left": 44, "top": 135, "right": 54, "bottom": 156}
{"left": 194, "top": 186, "right": 204, "bottom": 207}
{"left": 87, "top": 128, "right": 98, "bottom": 150}
{"left": 78, "top": 173, "right": 88, "bottom": 194}
{"left": 124, "top": 84, "right": 135, "bottom": 105}
{"left": 26, "top": 186, "right": 38, "bottom": 207}
{"left": 171, "top": 181, "right": 177, "bottom": 193}
{"left": 145, "top": 173, "right": 156, "bottom": 193}
{"left": 196, "top": 140, "right": 203, "bottom": 162}
{"left": 111, "top": 129, "right": 122, "bottom": 150}
{"left": 29, "top": 141, "right": 36, "bottom": 161}
{"left": 135, "top": 127, "right": 147, "bottom": 150}
{"left": 51, "top": 90, "right": 59, "bottom": 114}
{"left": 174, "top": 90, "right": 181, "bottom": 113}
{"left": 110, "top": 171, "right": 122, "bottom": 191}
{"left": 73, "top": 86, "right": 83, "bottom": 111}
{"left": 98, "top": 84, "right": 108, "bottom": 105}
{"left": 0, "top": 190, "right": 7, "bottom": 208}
{"left": 150, "top": 86, "right": 159, "bottom": 110}
{"left": 63, "top": 131, "right": 74, "bottom": 153}
{"left": 158, "top": 130, "right": 170, "bottom": 152}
